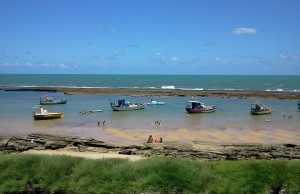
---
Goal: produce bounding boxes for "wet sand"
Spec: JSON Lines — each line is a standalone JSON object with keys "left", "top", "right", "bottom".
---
{"left": 102, "top": 127, "right": 300, "bottom": 145}
{"left": 2, "top": 86, "right": 300, "bottom": 99}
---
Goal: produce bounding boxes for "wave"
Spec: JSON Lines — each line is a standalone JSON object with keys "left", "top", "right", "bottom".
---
{"left": 178, "top": 88, "right": 204, "bottom": 91}
{"left": 264, "top": 88, "right": 285, "bottom": 92}
{"left": 161, "top": 85, "right": 176, "bottom": 89}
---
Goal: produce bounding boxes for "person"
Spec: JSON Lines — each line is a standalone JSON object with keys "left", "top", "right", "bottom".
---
{"left": 102, "top": 120, "right": 106, "bottom": 127}
{"left": 146, "top": 135, "right": 153, "bottom": 143}
{"left": 97, "top": 121, "right": 100, "bottom": 127}
{"left": 159, "top": 137, "right": 163, "bottom": 143}
{"left": 154, "top": 136, "right": 163, "bottom": 143}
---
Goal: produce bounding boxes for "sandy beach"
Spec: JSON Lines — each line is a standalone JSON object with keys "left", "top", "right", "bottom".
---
{"left": 22, "top": 149, "right": 144, "bottom": 161}
{"left": 102, "top": 127, "right": 300, "bottom": 145}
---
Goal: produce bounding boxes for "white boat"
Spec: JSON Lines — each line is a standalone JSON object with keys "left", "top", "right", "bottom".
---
{"left": 250, "top": 104, "right": 272, "bottom": 115}
{"left": 33, "top": 107, "right": 64, "bottom": 120}
{"left": 147, "top": 100, "right": 165, "bottom": 105}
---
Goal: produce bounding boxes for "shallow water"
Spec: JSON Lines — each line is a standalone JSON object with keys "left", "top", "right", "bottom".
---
{"left": 0, "top": 91, "right": 299, "bottom": 141}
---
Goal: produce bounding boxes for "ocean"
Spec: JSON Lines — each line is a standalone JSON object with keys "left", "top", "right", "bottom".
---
{"left": 1, "top": 74, "right": 300, "bottom": 91}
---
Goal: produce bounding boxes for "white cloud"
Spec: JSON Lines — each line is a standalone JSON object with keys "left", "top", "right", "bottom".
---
{"left": 279, "top": 54, "right": 288, "bottom": 59}
{"left": 0, "top": 62, "right": 75, "bottom": 69}
{"left": 279, "top": 53, "right": 300, "bottom": 61}
{"left": 232, "top": 27, "right": 257, "bottom": 35}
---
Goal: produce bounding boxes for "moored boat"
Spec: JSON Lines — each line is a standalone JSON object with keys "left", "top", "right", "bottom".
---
{"left": 185, "top": 101, "right": 216, "bottom": 113}
{"left": 111, "top": 99, "right": 145, "bottom": 111}
{"left": 40, "top": 94, "right": 67, "bottom": 105}
{"left": 147, "top": 100, "right": 165, "bottom": 105}
{"left": 250, "top": 104, "right": 272, "bottom": 115}
{"left": 298, "top": 102, "right": 300, "bottom": 111}
{"left": 33, "top": 107, "right": 64, "bottom": 120}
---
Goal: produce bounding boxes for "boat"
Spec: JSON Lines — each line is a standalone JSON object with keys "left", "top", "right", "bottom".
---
{"left": 185, "top": 101, "right": 217, "bottom": 113}
{"left": 33, "top": 107, "right": 64, "bottom": 120}
{"left": 89, "top": 109, "right": 103, "bottom": 113}
{"left": 298, "top": 102, "right": 300, "bottom": 111}
{"left": 147, "top": 100, "right": 165, "bottom": 105}
{"left": 80, "top": 109, "right": 103, "bottom": 115}
{"left": 40, "top": 94, "right": 67, "bottom": 105}
{"left": 250, "top": 104, "right": 272, "bottom": 115}
{"left": 111, "top": 99, "right": 145, "bottom": 111}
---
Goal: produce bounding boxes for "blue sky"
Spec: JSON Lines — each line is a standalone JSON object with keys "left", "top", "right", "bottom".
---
{"left": 0, "top": 0, "right": 300, "bottom": 74}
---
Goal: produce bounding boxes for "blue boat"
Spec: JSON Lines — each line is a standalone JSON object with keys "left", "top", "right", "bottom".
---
{"left": 40, "top": 94, "right": 67, "bottom": 105}
{"left": 185, "top": 101, "right": 216, "bottom": 113}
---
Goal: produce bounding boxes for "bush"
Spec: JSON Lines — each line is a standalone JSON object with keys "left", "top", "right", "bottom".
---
{"left": 0, "top": 154, "right": 299, "bottom": 194}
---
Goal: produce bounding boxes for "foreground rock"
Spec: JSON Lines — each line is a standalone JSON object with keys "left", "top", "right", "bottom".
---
{"left": 1, "top": 134, "right": 300, "bottom": 160}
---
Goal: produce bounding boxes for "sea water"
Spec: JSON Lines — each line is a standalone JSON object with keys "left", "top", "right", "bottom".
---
{"left": 0, "top": 90, "right": 299, "bottom": 139}
{"left": 1, "top": 74, "right": 300, "bottom": 91}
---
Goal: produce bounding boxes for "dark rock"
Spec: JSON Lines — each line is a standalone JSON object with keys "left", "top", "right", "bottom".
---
{"left": 1, "top": 134, "right": 300, "bottom": 160}
{"left": 119, "top": 149, "right": 135, "bottom": 155}
{"left": 44, "top": 140, "right": 69, "bottom": 149}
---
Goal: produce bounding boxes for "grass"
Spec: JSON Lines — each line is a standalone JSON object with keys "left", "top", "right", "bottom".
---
{"left": 0, "top": 154, "right": 299, "bottom": 194}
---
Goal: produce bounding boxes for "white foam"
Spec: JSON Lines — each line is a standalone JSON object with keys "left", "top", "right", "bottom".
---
{"left": 178, "top": 88, "right": 204, "bottom": 91}
{"left": 161, "top": 85, "right": 175, "bottom": 89}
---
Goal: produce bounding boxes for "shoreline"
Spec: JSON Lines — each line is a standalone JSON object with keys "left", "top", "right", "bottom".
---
{"left": 1, "top": 133, "right": 299, "bottom": 160}
{"left": 1, "top": 85, "right": 300, "bottom": 99}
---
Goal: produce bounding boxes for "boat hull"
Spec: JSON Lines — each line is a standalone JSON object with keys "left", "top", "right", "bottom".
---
{"left": 40, "top": 100, "right": 67, "bottom": 105}
{"left": 251, "top": 110, "right": 272, "bottom": 115}
{"left": 147, "top": 102, "right": 165, "bottom": 105}
{"left": 34, "top": 113, "right": 64, "bottom": 120}
{"left": 186, "top": 107, "right": 216, "bottom": 113}
{"left": 111, "top": 104, "right": 145, "bottom": 111}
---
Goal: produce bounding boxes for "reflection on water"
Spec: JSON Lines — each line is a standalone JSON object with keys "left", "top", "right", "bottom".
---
{"left": 0, "top": 91, "right": 299, "bottom": 140}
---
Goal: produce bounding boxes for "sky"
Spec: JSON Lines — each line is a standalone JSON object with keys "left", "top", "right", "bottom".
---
{"left": 0, "top": 0, "right": 300, "bottom": 74}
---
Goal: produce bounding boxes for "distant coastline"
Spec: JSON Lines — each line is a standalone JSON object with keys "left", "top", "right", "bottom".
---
{"left": 2, "top": 85, "right": 300, "bottom": 100}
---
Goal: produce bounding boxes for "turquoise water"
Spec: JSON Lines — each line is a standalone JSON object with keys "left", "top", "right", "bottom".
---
{"left": 1, "top": 74, "right": 300, "bottom": 91}
{"left": 0, "top": 91, "right": 299, "bottom": 139}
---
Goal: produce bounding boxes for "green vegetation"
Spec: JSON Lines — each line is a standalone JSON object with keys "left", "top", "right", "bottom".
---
{"left": 0, "top": 154, "right": 299, "bottom": 194}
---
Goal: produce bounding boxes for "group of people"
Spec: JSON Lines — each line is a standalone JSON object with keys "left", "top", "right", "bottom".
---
{"left": 282, "top": 113, "right": 293, "bottom": 119}
{"left": 146, "top": 135, "right": 163, "bottom": 143}
{"left": 97, "top": 120, "right": 106, "bottom": 127}
{"left": 154, "top": 120, "right": 162, "bottom": 128}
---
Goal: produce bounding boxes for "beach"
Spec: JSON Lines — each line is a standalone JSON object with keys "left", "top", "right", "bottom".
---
{"left": 0, "top": 89, "right": 299, "bottom": 146}
{"left": 0, "top": 75, "right": 299, "bottom": 155}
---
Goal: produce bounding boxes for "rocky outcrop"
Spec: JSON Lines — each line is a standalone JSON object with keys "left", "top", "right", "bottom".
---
{"left": 1, "top": 134, "right": 300, "bottom": 160}
{"left": 2, "top": 86, "right": 300, "bottom": 99}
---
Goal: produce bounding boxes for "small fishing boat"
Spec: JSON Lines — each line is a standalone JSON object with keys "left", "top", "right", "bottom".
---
{"left": 40, "top": 94, "right": 67, "bottom": 105}
{"left": 250, "top": 104, "right": 272, "bottom": 115}
{"left": 185, "top": 101, "right": 217, "bottom": 113}
{"left": 298, "top": 102, "right": 300, "bottom": 111}
{"left": 33, "top": 107, "right": 64, "bottom": 120}
{"left": 111, "top": 99, "right": 145, "bottom": 111}
{"left": 147, "top": 100, "right": 165, "bottom": 105}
